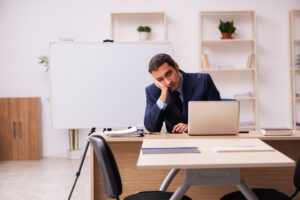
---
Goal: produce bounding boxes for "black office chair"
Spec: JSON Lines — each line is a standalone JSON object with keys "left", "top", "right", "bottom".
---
{"left": 220, "top": 156, "right": 300, "bottom": 200}
{"left": 89, "top": 135, "right": 192, "bottom": 200}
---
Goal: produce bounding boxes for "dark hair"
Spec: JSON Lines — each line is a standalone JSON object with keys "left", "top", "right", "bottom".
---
{"left": 148, "top": 53, "right": 176, "bottom": 73}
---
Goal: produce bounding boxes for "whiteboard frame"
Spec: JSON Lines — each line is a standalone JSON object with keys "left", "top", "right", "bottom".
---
{"left": 49, "top": 42, "right": 172, "bottom": 129}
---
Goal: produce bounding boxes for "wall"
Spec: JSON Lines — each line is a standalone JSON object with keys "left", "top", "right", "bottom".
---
{"left": 0, "top": 0, "right": 299, "bottom": 157}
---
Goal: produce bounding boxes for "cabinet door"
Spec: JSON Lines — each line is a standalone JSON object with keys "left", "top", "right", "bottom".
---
{"left": 14, "top": 98, "right": 40, "bottom": 160}
{"left": 0, "top": 98, "right": 17, "bottom": 160}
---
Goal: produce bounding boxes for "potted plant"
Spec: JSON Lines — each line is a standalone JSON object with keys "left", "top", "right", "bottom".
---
{"left": 218, "top": 20, "right": 236, "bottom": 39}
{"left": 137, "top": 25, "right": 151, "bottom": 41}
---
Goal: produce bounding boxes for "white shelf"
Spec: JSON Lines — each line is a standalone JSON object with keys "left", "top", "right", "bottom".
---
{"left": 110, "top": 12, "right": 167, "bottom": 42}
{"left": 222, "top": 97, "right": 255, "bottom": 101}
{"left": 200, "top": 10, "right": 257, "bottom": 131}
{"left": 200, "top": 10, "right": 255, "bottom": 15}
{"left": 202, "top": 39, "right": 254, "bottom": 44}
{"left": 236, "top": 97, "right": 256, "bottom": 101}
{"left": 203, "top": 68, "right": 255, "bottom": 72}
{"left": 199, "top": 11, "right": 255, "bottom": 41}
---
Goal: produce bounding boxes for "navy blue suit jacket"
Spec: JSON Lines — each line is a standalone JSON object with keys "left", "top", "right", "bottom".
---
{"left": 144, "top": 70, "right": 221, "bottom": 133}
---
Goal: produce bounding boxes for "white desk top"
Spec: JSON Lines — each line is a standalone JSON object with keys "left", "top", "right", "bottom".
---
{"left": 137, "top": 138, "right": 295, "bottom": 169}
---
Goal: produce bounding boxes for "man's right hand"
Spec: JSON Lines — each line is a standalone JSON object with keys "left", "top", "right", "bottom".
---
{"left": 151, "top": 75, "right": 168, "bottom": 103}
{"left": 151, "top": 75, "right": 167, "bottom": 91}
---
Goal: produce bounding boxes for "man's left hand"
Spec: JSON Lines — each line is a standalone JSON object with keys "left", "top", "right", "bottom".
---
{"left": 172, "top": 123, "right": 188, "bottom": 133}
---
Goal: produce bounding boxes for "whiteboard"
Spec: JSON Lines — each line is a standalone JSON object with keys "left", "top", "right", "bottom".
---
{"left": 49, "top": 42, "right": 172, "bottom": 129}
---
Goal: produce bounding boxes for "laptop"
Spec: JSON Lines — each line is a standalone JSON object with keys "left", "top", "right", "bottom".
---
{"left": 188, "top": 101, "right": 240, "bottom": 135}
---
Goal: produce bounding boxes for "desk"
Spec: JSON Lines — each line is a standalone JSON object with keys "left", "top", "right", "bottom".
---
{"left": 137, "top": 138, "right": 295, "bottom": 200}
{"left": 90, "top": 131, "right": 300, "bottom": 200}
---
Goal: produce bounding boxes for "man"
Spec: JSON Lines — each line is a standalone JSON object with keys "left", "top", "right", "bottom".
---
{"left": 144, "top": 53, "right": 221, "bottom": 133}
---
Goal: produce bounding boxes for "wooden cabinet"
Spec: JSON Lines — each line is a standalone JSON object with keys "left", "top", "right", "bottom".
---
{"left": 0, "top": 98, "right": 40, "bottom": 160}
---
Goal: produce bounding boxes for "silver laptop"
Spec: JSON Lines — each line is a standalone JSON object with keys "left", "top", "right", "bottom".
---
{"left": 188, "top": 101, "right": 240, "bottom": 135}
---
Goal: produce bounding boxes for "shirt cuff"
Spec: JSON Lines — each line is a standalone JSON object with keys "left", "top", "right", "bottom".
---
{"left": 156, "top": 99, "right": 167, "bottom": 110}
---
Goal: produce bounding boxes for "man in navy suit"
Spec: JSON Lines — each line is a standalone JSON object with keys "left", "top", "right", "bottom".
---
{"left": 144, "top": 53, "right": 221, "bottom": 133}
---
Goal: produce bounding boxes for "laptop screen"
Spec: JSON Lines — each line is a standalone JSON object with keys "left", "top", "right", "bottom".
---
{"left": 188, "top": 101, "right": 240, "bottom": 135}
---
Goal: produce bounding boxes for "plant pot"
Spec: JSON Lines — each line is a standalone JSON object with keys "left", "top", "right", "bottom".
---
{"left": 221, "top": 33, "right": 233, "bottom": 39}
{"left": 139, "top": 32, "right": 150, "bottom": 41}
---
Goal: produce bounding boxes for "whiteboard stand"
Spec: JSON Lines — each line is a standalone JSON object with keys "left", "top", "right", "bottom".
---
{"left": 68, "top": 127, "right": 96, "bottom": 200}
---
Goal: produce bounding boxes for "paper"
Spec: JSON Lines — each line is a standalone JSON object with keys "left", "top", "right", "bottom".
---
{"left": 104, "top": 127, "right": 141, "bottom": 137}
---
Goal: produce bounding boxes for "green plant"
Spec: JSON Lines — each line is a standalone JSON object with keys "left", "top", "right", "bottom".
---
{"left": 38, "top": 55, "right": 49, "bottom": 72}
{"left": 218, "top": 20, "right": 236, "bottom": 33}
{"left": 137, "top": 25, "right": 151, "bottom": 33}
{"left": 37, "top": 38, "right": 74, "bottom": 72}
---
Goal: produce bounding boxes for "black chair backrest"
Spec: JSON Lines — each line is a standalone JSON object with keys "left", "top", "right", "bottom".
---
{"left": 294, "top": 156, "right": 300, "bottom": 191}
{"left": 89, "top": 135, "right": 122, "bottom": 199}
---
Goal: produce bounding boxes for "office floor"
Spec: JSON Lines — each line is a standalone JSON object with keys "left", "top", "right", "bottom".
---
{"left": 0, "top": 158, "right": 90, "bottom": 200}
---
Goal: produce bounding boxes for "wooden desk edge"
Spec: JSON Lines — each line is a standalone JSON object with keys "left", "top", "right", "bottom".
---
{"left": 87, "top": 130, "right": 300, "bottom": 142}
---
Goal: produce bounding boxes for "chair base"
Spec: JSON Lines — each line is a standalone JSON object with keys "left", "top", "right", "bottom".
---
{"left": 220, "top": 188, "right": 290, "bottom": 200}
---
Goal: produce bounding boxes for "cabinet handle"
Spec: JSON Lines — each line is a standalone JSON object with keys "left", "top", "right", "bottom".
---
{"left": 18, "top": 121, "right": 22, "bottom": 138}
{"left": 13, "top": 121, "right": 17, "bottom": 139}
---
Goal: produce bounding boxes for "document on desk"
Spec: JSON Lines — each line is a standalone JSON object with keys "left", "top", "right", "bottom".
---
{"left": 141, "top": 147, "right": 200, "bottom": 154}
{"left": 104, "top": 127, "right": 141, "bottom": 137}
{"left": 212, "top": 146, "right": 275, "bottom": 152}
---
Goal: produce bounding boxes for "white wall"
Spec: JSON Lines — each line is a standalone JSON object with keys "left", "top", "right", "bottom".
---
{"left": 0, "top": 0, "right": 299, "bottom": 157}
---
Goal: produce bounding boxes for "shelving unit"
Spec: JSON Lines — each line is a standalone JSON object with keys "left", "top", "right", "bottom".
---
{"left": 110, "top": 12, "right": 167, "bottom": 42}
{"left": 199, "top": 11, "right": 257, "bottom": 131}
{"left": 290, "top": 10, "right": 300, "bottom": 130}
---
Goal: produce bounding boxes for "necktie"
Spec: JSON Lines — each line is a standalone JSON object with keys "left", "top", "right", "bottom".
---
{"left": 172, "top": 91, "right": 183, "bottom": 113}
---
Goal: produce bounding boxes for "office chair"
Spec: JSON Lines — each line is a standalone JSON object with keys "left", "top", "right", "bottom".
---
{"left": 220, "top": 156, "right": 300, "bottom": 200}
{"left": 89, "top": 135, "right": 192, "bottom": 200}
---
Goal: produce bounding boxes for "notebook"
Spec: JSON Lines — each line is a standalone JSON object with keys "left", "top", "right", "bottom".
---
{"left": 141, "top": 147, "right": 200, "bottom": 154}
{"left": 260, "top": 128, "right": 292, "bottom": 136}
{"left": 212, "top": 146, "right": 275, "bottom": 152}
{"left": 188, "top": 101, "right": 240, "bottom": 135}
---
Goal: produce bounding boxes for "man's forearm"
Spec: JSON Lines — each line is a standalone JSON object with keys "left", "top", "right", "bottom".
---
{"left": 144, "top": 103, "right": 164, "bottom": 132}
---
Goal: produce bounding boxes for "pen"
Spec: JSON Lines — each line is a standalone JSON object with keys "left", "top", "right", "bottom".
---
{"left": 239, "top": 131, "right": 249, "bottom": 134}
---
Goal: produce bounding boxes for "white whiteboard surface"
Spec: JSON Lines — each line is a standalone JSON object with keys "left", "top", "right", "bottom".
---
{"left": 49, "top": 42, "right": 172, "bottom": 129}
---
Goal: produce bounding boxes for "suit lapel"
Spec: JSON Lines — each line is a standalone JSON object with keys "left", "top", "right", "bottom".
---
{"left": 181, "top": 71, "right": 193, "bottom": 120}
